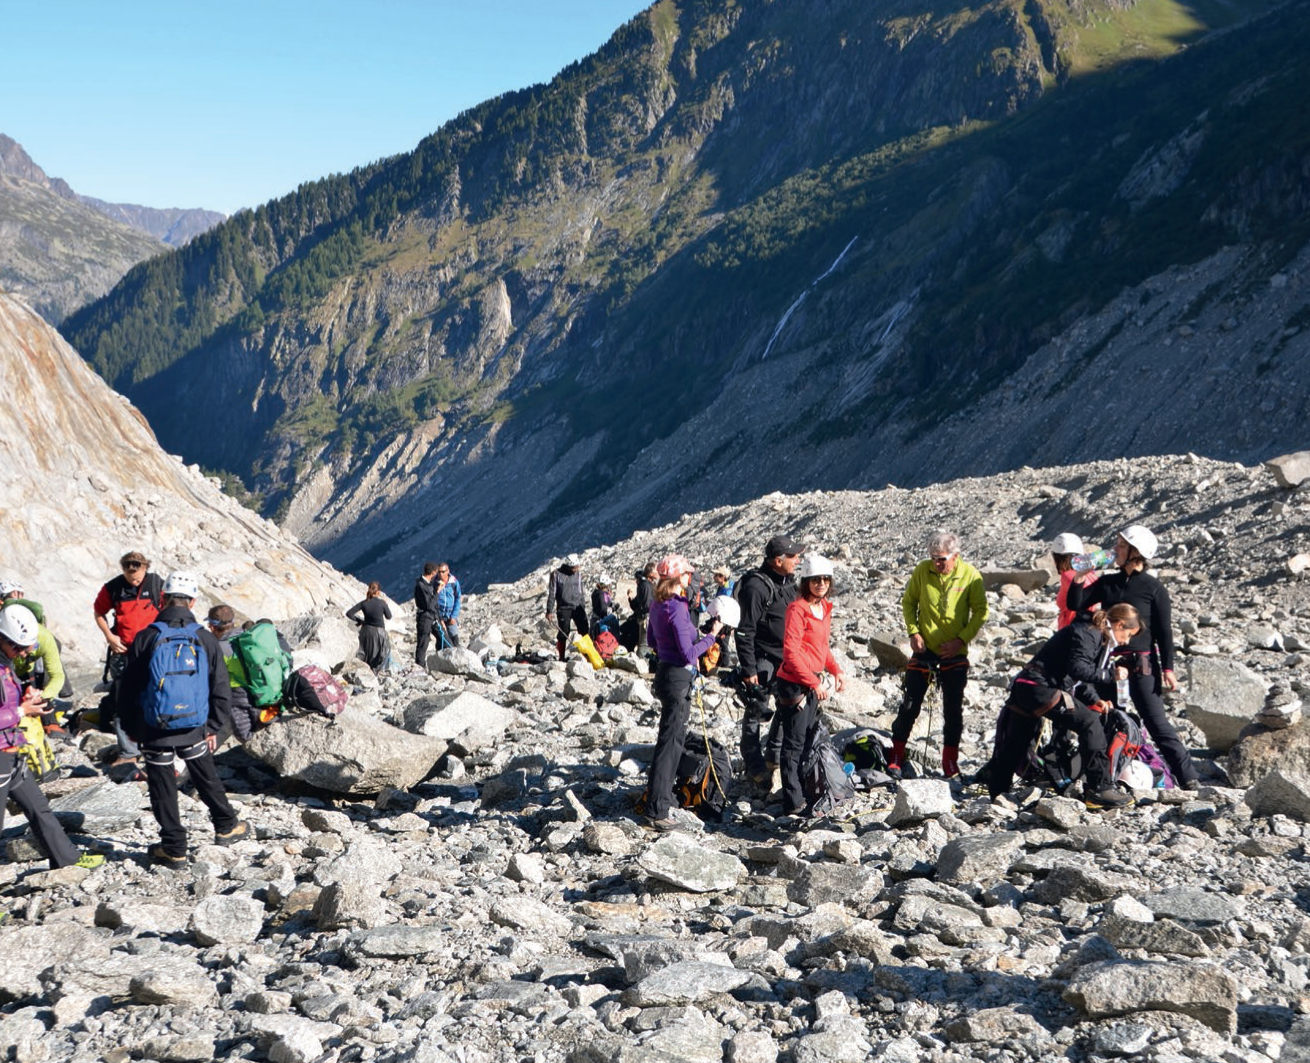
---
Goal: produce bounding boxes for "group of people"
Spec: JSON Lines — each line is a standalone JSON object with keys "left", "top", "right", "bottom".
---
{"left": 1, "top": 553, "right": 251, "bottom": 876}
{"left": 635, "top": 520, "right": 1197, "bottom": 829}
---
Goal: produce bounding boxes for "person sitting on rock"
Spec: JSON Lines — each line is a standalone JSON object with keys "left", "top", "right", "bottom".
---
{"left": 0, "top": 604, "right": 105, "bottom": 873}
{"left": 118, "top": 572, "right": 248, "bottom": 865}
{"left": 205, "top": 604, "right": 258, "bottom": 742}
{"left": 983, "top": 604, "right": 1138, "bottom": 810}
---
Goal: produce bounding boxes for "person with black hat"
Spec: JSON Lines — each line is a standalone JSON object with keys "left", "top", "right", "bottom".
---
{"left": 734, "top": 534, "right": 802, "bottom": 787}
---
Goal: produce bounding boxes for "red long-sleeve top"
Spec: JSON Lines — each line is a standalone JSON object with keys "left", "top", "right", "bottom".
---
{"left": 776, "top": 597, "right": 841, "bottom": 688}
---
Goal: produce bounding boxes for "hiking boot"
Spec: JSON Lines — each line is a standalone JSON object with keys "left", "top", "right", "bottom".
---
{"left": 1179, "top": 777, "right": 1200, "bottom": 792}
{"left": 941, "top": 745, "right": 961, "bottom": 780}
{"left": 214, "top": 821, "right": 250, "bottom": 846}
{"left": 74, "top": 852, "right": 105, "bottom": 870}
{"left": 642, "top": 814, "right": 681, "bottom": 832}
{"left": 1085, "top": 788, "right": 1134, "bottom": 811}
{"left": 147, "top": 845, "right": 188, "bottom": 868}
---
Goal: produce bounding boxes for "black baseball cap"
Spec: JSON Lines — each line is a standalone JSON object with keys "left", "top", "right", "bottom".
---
{"left": 765, "top": 535, "right": 804, "bottom": 558}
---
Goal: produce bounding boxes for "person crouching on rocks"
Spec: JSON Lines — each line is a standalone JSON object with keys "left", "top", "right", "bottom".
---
{"left": 119, "top": 572, "right": 248, "bottom": 866}
{"left": 775, "top": 555, "right": 844, "bottom": 818}
{"left": 985, "top": 604, "right": 1139, "bottom": 810}
{"left": 0, "top": 604, "right": 105, "bottom": 874}
{"left": 642, "top": 555, "right": 722, "bottom": 831}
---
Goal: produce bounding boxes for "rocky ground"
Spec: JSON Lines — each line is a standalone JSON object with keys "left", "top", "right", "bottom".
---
{"left": 5, "top": 452, "right": 1310, "bottom": 1063}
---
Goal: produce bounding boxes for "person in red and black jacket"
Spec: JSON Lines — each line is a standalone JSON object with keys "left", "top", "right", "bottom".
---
{"left": 93, "top": 549, "right": 164, "bottom": 770}
{"left": 94, "top": 550, "right": 165, "bottom": 682}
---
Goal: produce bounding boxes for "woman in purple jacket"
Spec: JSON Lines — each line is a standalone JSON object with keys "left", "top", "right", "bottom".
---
{"left": 643, "top": 554, "right": 723, "bottom": 831}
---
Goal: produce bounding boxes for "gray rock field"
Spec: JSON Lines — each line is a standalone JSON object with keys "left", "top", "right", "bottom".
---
{"left": 4, "top": 451, "right": 1310, "bottom": 1063}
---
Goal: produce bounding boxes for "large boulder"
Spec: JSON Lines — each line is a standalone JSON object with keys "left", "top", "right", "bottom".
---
{"left": 49, "top": 778, "right": 149, "bottom": 834}
{"left": 1184, "top": 657, "right": 1268, "bottom": 751}
{"left": 1226, "top": 718, "right": 1310, "bottom": 787}
{"left": 1266, "top": 450, "right": 1310, "bottom": 488}
{"left": 244, "top": 713, "right": 445, "bottom": 795}
{"left": 1062, "top": 959, "right": 1238, "bottom": 1033}
{"left": 402, "top": 690, "right": 518, "bottom": 754}
{"left": 1245, "top": 769, "right": 1310, "bottom": 821}
{"left": 282, "top": 614, "right": 361, "bottom": 671}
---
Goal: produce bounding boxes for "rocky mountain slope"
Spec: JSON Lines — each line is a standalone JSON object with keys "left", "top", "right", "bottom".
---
{"left": 4, "top": 449, "right": 1310, "bottom": 1063}
{"left": 0, "top": 290, "right": 361, "bottom": 658}
{"left": 0, "top": 135, "right": 223, "bottom": 322}
{"left": 60, "top": 0, "right": 1309, "bottom": 594}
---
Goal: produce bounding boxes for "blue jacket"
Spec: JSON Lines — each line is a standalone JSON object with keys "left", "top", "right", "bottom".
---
{"left": 436, "top": 576, "right": 461, "bottom": 620}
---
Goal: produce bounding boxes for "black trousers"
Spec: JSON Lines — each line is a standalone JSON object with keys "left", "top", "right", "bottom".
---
{"left": 144, "top": 741, "right": 239, "bottom": 856}
{"left": 555, "top": 605, "right": 588, "bottom": 658}
{"left": 740, "top": 680, "right": 780, "bottom": 780}
{"left": 891, "top": 651, "right": 969, "bottom": 747}
{"left": 415, "top": 612, "right": 437, "bottom": 664}
{"left": 990, "top": 701, "right": 1112, "bottom": 797}
{"left": 777, "top": 683, "right": 818, "bottom": 815}
{"left": 0, "top": 750, "right": 79, "bottom": 867}
{"left": 646, "top": 663, "right": 694, "bottom": 819}
{"left": 1128, "top": 667, "right": 1198, "bottom": 785}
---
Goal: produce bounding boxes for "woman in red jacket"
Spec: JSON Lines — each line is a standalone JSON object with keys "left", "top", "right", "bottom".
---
{"left": 775, "top": 554, "right": 845, "bottom": 816}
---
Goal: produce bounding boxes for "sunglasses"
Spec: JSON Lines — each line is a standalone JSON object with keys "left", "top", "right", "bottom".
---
{"left": 122, "top": 562, "right": 144, "bottom": 571}
{"left": 930, "top": 555, "right": 952, "bottom": 563}
{"left": 808, "top": 576, "right": 832, "bottom": 584}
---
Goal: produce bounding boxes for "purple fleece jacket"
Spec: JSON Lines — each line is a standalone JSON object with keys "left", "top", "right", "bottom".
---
{"left": 648, "top": 596, "right": 716, "bottom": 666}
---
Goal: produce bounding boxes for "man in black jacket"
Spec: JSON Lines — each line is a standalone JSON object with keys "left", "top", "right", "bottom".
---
{"left": 119, "top": 571, "right": 247, "bottom": 865}
{"left": 414, "top": 562, "right": 441, "bottom": 666}
{"left": 546, "top": 554, "right": 588, "bottom": 661}
{"left": 734, "top": 535, "right": 801, "bottom": 785}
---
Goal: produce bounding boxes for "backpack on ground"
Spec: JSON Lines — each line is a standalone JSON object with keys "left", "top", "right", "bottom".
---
{"left": 801, "top": 721, "right": 856, "bottom": 816}
{"left": 675, "top": 732, "right": 732, "bottom": 822}
{"left": 17, "top": 715, "right": 59, "bottom": 781}
{"left": 1033, "top": 717, "right": 1084, "bottom": 794}
{"left": 142, "top": 622, "right": 211, "bottom": 731}
{"left": 283, "top": 664, "right": 348, "bottom": 718}
{"left": 230, "top": 622, "right": 292, "bottom": 707}
{"left": 1105, "top": 708, "right": 1145, "bottom": 786}
{"left": 841, "top": 729, "right": 898, "bottom": 789}
{"left": 594, "top": 629, "right": 620, "bottom": 661}
{"left": 1135, "top": 740, "right": 1175, "bottom": 789}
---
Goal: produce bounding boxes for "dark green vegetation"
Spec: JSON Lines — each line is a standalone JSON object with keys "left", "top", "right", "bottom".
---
{"left": 62, "top": 0, "right": 1308, "bottom": 579}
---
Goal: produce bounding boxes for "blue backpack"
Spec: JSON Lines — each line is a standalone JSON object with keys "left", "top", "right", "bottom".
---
{"left": 142, "top": 622, "right": 210, "bottom": 730}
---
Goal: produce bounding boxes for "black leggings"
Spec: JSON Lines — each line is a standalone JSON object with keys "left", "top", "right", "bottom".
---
{"left": 646, "top": 663, "right": 694, "bottom": 819}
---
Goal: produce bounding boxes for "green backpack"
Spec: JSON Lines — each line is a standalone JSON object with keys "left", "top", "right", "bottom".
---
{"left": 229, "top": 623, "right": 292, "bottom": 707}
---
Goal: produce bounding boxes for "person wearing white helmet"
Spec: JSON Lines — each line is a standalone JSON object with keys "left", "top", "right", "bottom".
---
{"left": 1066, "top": 524, "right": 1199, "bottom": 790}
{"left": 118, "top": 572, "right": 248, "bottom": 865}
{"left": 0, "top": 604, "right": 105, "bottom": 872}
{"left": 774, "top": 555, "right": 845, "bottom": 817}
{"left": 641, "top": 554, "right": 723, "bottom": 831}
{"left": 546, "top": 554, "right": 589, "bottom": 661}
{"left": 1050, "top": 532, "right": 1098, "bottom": 630}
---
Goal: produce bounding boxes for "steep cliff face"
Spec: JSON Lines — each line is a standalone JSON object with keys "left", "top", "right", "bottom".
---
{"left": 0, "top": 292, "right": 360, "bottom": 658}
{"left": 61, "top": 0, "right": 1308, "bottom": 592}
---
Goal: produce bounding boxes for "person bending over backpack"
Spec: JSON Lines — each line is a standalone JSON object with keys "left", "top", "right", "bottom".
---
{"left": 119, "top": 572, "right": 248, "bottom": 866}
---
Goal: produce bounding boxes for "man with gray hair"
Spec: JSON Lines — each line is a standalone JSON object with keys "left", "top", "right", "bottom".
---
{"left": 887, "top": 530, "right": 988, "bottom": 780}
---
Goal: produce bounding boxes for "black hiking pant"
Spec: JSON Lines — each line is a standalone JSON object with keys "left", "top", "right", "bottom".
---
{"left": 891, "top": 651, "right": 969, "bottom": 747}
{"left": 0, "top": 750, "right": 79, "bottom": 867}
{"left": 554, "top": 604, "right": 588, "bottom": 660}
{"left": 415, "top": 612, "right": 438, "bottom": 665}
{"left": 740, "top": 660, "right": 784, "bottom": 781}
{"left": 645, "top": 662, "right": 694, "bottom": 820}
{"left": 143, "top": 740, "right": 239, "bottom": 857}
{"left": 777, "top": 681, "right": 817, "bottom": 815}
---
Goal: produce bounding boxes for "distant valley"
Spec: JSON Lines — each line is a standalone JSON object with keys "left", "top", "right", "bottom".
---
{"left": 0, "top": 133, "right": 223, "bottom": 322}
{"left": 58, "top": 0, "right": 1310, "bottom": 593}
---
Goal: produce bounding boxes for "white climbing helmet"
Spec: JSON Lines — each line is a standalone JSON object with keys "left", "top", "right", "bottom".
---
{"left": 706, "top": 596, "right": 741, "bottom": 628}
{"left": 163, "top": 571, "right": 200, "bottom": 599}
{"left": 797, "top": 554, "right": 835, "bottom": 581}
{"left": 1049, "top": 533, "right": 1084, "bottom": 555}
{"left": 0, "top": 603, "right": 40, "bottom": 648}
{"left": 1120, "top": 525, "right": 1159, "bottom": 560}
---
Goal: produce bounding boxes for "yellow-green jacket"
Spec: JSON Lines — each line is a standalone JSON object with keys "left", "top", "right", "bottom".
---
{"left": 902, "top": 559, "right": 988, "bottom": 655}
{"left": 13, "top": 624, "right": 66, "bottom": 700}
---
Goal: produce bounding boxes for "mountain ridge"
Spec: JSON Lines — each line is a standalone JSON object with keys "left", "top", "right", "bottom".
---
{"left": 59, "top": 0, "right": 1310, "bottom": 595}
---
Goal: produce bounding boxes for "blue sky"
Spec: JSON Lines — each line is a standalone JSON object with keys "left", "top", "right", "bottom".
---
{"left": 4, "top": 1, "right": 651, "bottom": 216}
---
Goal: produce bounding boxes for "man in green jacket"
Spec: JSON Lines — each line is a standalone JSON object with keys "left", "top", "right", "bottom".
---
{"left": 888, "top": 530, "right": 988, "bottom": 780}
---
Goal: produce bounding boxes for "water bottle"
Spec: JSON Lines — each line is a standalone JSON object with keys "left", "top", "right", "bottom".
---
{"left": 842, "top": 761, "right": 855, "bottom": 777}
{"left": 1072, "top": 548, "right": 1114, "bottom": 573}
{"left": 1116, "top": 676, "right": 1131, "bottom": 708}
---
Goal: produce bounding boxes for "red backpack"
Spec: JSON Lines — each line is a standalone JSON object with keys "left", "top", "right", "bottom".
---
{"left": 594, "top": 630, "right": 619, "bottom": 660}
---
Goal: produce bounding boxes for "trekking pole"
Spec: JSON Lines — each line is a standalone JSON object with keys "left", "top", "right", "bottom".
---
{"left": 922, "top": 669, "right": 937, "bottom": 776}
{"left": 693, "top": 673, "right": 726, "bottom": 803}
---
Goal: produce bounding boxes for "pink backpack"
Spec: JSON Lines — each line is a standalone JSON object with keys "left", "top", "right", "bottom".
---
{"left": 284, "top": 664, "right": 349, "bottom": 717}
{"left": 0, "top": 661, "right": 24, "bottom": 738}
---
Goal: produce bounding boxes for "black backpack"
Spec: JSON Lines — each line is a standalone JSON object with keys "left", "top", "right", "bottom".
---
{"left": 675, "top": 733, "right": 732, "bottom": 822}
{"left": 801, "top": 721, "right": 856, "bottom": 816}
